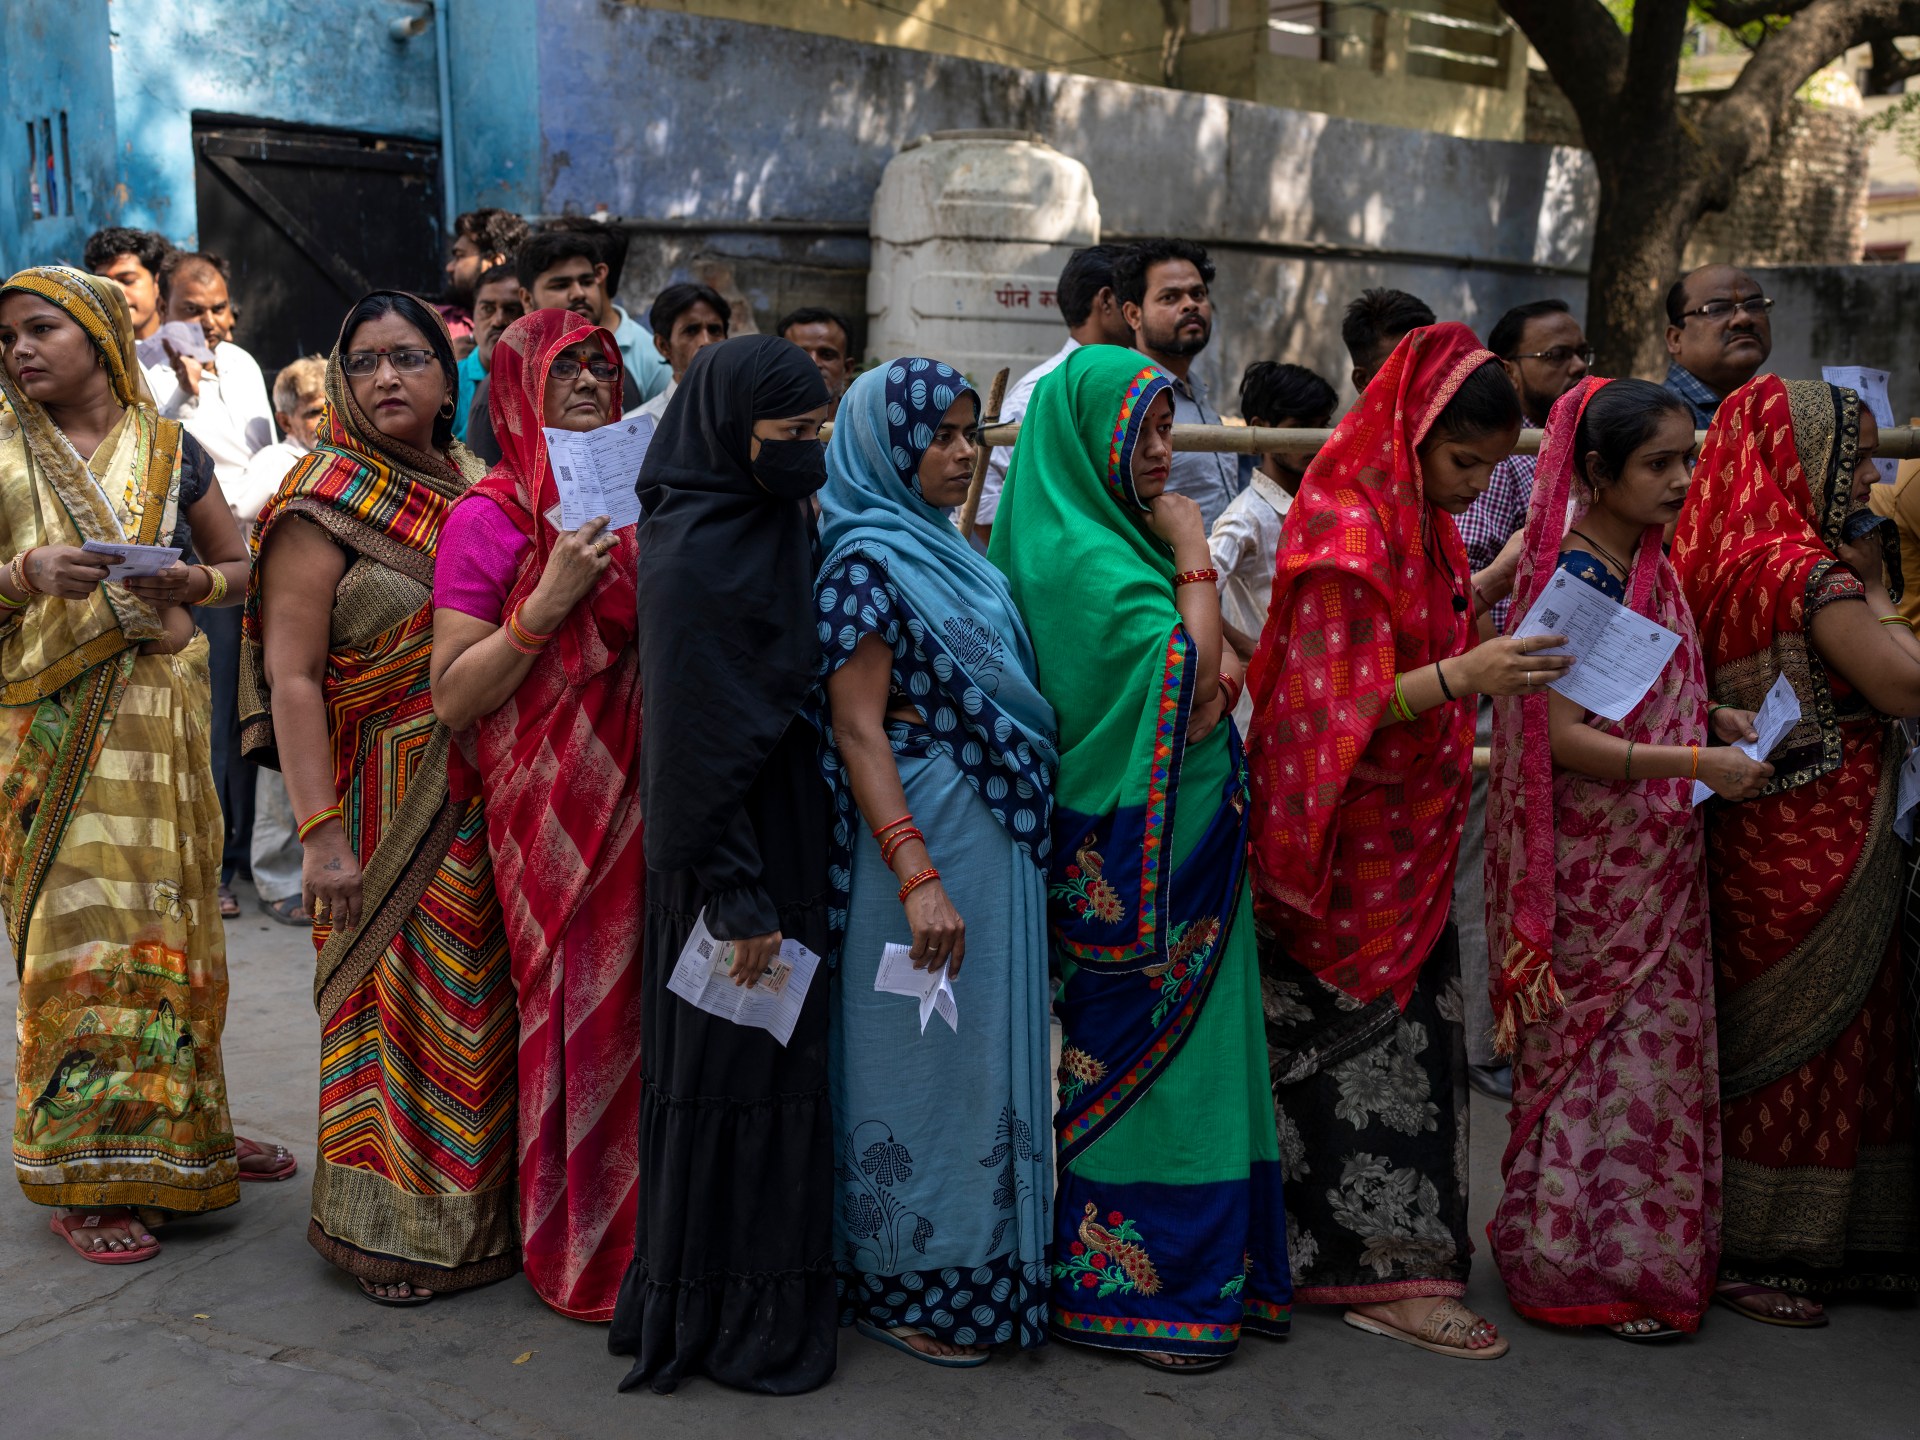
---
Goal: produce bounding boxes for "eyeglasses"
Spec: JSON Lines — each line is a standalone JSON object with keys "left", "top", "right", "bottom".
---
{"left": 341, "top": 348, "right": 437, "bottom": 377}
{"left": 1509, "top": 345, "right": 1595, "bottom": 367}
{"left": 1677, "top": 296, "right": 1774, "bottom": 324}
{"left": 550, "top": 355, "right": 620, "bottom": 382}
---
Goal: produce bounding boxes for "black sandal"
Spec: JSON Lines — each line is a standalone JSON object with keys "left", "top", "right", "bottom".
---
{"left": 1607, "top": 1320, "right": 1684, "bottom": 1343}
{"left": 1131, "top": 1351, "right": 1225, "bottom": 1374}
{"left": 264, "top": 895, "right": 313, "bottom": 926}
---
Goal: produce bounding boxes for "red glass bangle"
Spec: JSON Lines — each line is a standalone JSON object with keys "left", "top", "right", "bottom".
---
{"left": 870, "top": 813, "right": 914, "bottom": 841}
{"left": 898, "top": 867, "right": 940, "bottom": 902}
{"left": 297, "top": 804, "right": 342, "bottom": 842}
{"left": 879, "top": 827, "right": 924, "bottom": 867}
{"left": 1172, "top": 567, "right": 1219, "bottom": 588}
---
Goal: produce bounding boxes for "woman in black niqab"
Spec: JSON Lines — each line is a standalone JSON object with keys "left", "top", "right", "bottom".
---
{"left": 609, "top": 335, "right": 839, "bottom": 1397}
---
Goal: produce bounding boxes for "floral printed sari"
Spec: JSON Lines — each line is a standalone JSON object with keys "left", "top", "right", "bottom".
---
{"left": 1485, "top": 377, "right": 1721, "bottom": 1330}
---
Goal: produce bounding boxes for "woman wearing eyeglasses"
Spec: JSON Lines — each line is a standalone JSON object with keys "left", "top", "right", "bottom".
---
{"left": 243, "top": 291, "right": 517, "bottom": 1305}
{"left": 427, "top": 310, "right": 643, "bottom": 1322}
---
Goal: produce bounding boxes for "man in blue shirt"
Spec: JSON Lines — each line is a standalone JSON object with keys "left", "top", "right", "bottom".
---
{"left": 452, "top": 264, "right": 524, "bottom": 441}
{"left": 1115, "top": 238, "right": 1243, "bottom": 532}
{"left": 1661, "top": 264, "right": 1773, "bottom": 429}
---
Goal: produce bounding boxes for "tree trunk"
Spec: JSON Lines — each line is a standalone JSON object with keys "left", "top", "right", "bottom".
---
{"left": 1585, "top": 151, "right": 1711, "bottom": 378}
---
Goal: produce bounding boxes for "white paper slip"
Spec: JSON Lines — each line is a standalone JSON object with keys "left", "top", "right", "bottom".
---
{"left": 543, "top": 414, "right": 655, "bottom": 532}
{"left": 136, "top": 320, "right": 215, "bottom": 369}
{"left": 1897, "top": 721, "right": 1920, "bottom": 843}
{"left": 1823, "top": 366, "right": 1897, "bottom": 485}
{"left": 875, "top": 941, "right": 959, "bottom": 1035}
{"left": 665, "top": 908, "right": 819, "bottom": 1047}
{"left": 1511, "top": 570, "right": 1683, "bottom": 723}
{"left": 81, "top": 540, "right": 182, "bottom": 580}
{"left": 1692, "top": 673, "right": 1800, "bottom": 806}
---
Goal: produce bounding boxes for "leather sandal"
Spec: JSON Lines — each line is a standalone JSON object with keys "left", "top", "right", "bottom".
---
{"left": 1345, "top": 1298, "right": 1510, "bottom": 1360}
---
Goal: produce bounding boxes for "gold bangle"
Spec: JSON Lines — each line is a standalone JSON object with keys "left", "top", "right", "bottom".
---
{"left": 199, "top": 564, "right": 229, "bottom": 605}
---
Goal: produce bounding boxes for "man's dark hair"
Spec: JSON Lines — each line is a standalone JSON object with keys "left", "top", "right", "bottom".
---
{"left": 1664, "top": 274, "right": 1692, "bottom": 326}
{"left": 1055, "top": 244, "right": 1131, "bottom": 328}
{"left": 1487, "top": 298, "right": 1572, "bottom": 360}
{"left": 338, "top": 291, "right": 459, "bottom": 450}
{"left": 1341, "top": 288, "right": 1436, "bottom": 368}
{"left": 777, "top": 306, "right": 851, "bottom": 344}
{"left": 1238, "top": 362, "right": 1337, "bottom": 428}
{"left": 515, "top": 230, "right": 602, "bottom": 292}
{"left": 541, "top": 216, "right": 629, "bottom": 296}
{"left": 156, "top": 250, "right": 231, "bottom": 303}
{"left": 83, "top": 226, "right": 171, "bottom": 277}
{"left": 1433, "top": 358, "right": 1523, "bottom": 441}
{"left": 1113, "top": 238, "right": 1215, "bottom": 310}
{"left": 649, "top": 282, "right": 731, "bottom": 341}
{"left": 454, "top": 208, "right": 531, "bottom": 264}
{"left": 476, "top": 262, "right": 516, "bottom": 290}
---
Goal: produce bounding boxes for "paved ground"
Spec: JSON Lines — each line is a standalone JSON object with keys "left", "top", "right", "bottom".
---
{"left": 3, "top": 889, "right": 1917, "bottom": 1439}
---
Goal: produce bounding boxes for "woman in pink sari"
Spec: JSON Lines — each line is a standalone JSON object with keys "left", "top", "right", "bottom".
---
{"left": 429, "top": 308, "right": 644, "bottom": 1320}
{"left": 1485, "top": 378, "right": 1769, "bottom": 1339}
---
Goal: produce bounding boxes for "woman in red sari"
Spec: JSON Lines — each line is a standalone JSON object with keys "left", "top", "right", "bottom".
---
{"left": 1247, "top": 322, "right": 1567, "bottom": 1361}
{"left": 429, "top": 308, "right": 644, "bottom": 1321}
{"left": 1486, "top": 377, "right": 1769, "bottom": 1340}
{"left": 1673, "top": 376, "right": 1920, "bottom": 1326}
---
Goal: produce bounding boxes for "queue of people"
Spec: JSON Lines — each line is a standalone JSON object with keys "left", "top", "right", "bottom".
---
{"left": 1, "top": 220, "right": 1916, "bottom": 1398}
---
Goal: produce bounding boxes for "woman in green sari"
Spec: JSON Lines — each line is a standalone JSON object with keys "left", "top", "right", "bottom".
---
{"left": 990, "top": 345, "right": 1289, "bottom": 1371}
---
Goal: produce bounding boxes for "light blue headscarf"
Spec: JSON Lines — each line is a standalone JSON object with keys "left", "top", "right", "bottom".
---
{"left": 816, "top": 359, "right": 1059, "bottom": 918}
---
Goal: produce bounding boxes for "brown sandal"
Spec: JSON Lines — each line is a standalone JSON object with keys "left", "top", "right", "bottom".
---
{"left": 1345, "top": 1298, "right": 1510, "bottom": 1360}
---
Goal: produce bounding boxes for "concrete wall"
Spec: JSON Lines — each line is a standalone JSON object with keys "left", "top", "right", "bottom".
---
{"left": 542, "top": 4, "right": 1596, "bottom": 410}
{"left": 1, "top": 0, "right": 119, "bottom": 273}
{"left": 1758, "top": 262, "right": 1920, "bottom": 419}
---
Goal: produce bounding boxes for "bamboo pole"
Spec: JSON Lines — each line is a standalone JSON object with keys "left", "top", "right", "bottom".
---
{"left": 963, "top": 422, "right": 1920, "bottom": 459}
{"left": 957, "top": 368, "right": 1010, "bottom": 543}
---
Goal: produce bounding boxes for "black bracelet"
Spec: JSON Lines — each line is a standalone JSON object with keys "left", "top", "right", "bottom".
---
{"left": 1434, "top": 660, "right": 1457, "bottom": 703}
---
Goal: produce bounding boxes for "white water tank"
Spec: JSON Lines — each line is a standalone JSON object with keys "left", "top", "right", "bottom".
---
{"left": 867, "top": 131, "right": 1101, "bottom": 391}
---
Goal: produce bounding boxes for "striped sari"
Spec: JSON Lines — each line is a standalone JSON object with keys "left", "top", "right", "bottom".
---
{"left": 2, "top": 266, "right": 236, "bottom": 1213}
{"left": 242, "top": 327, "right": 517, "bottom": 1293}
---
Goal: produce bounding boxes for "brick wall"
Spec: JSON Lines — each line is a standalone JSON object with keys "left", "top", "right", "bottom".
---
{"left": 1689, "top": 100, "right": 1868, "bottom": 266}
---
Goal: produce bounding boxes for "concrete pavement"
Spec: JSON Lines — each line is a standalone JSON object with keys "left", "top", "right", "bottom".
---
{"left": 3, "top": 889, "right": 1916, "bottom": 1440}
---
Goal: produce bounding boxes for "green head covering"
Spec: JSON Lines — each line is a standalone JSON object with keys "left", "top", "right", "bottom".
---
{"left": 990, "top": 344, "right": 1237, "bottom": 968}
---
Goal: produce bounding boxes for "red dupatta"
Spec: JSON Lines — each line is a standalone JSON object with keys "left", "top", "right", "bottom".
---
{"left": 1246, "top": 322, "right": 1487, "bottom": 1007}
{"left": 457, "top": 308, "right": 644, "bottom": 1320}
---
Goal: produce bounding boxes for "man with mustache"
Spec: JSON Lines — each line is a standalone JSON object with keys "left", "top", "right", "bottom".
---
{"left": 1117, "top": 238, "right": 1243, "bottom": 531}
{"left": 1662, "top": 264, "right": 1774, "bottom": 429}
{"left": 453, "top": 263, "right": 526, "bottom": 442}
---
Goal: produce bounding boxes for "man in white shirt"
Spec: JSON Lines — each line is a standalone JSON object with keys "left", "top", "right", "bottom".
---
{"left": 84, "top": 226, "right": 171, "bottom": 341}
{"left": 974, "top": 244, "right": 1136, "bottom": 546}
{"left": 141, "top": 251, "right": 276, "bottom": 919}
{"left": 636, "top": 282, "right": 732, "bottom": 422}
{"left": 142, "top": 252, "right": 277, "bottom": 489}
{"left": 233, "top": 355, "right": 326, "bottom": 529}
{"left": 1207, "top": 363, "right": 1336, "bottom": 730}
{"left": 231, "top": 354, "right": 327, "bottom": 925}
{"left": 777, "top": 307, "right": 856, "bottom": 421}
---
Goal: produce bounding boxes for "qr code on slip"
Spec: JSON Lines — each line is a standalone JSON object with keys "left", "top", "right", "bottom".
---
{"left": 1540, "top": 609, "right": 1561, "bottom": 628}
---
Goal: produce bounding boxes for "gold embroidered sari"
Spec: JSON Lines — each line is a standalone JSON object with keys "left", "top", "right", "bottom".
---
{"left": 1, "top": 266, "right": 236, "bottom": 1212}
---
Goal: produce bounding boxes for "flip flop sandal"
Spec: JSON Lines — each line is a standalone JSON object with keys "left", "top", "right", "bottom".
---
{"left": 1344, "top": 1299, "right": 1511, "bottom": 1360}
{"left": 235, "top": 1135, "right": 298, "bottom": 1183}
{"left": 50, "top": 1210, "right": 161, "bottom": 1265}
{"left": 1713, "top": 1284, "right": 1828, "bottom": 1329}
{"left": 218, "top": 884, "right": 240, "bottom": 918}
{"left": 854, "top": 1319, "right": 991, "bottom": 1368}
{"left": 358, "top": 1278, "right": 433, "bottom": 1307}
{"left": 264, "top": 895, "right": 313, "bottom": 927}
{"left": 1607, "top": 1320, "right": 1686, "bottom": 1343}
{"left": 1131, "top": 1351, "right": 1226, "bottom": 1374}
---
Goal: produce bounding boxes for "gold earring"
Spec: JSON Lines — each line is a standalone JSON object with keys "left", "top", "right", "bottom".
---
{"left": 439, "top": 397, "right": 456, "bottom": 419}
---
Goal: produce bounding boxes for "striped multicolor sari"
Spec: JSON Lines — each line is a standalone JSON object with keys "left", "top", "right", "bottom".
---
{"left": 2, "top": 266, "right": 237, "bottom": 1213}
{"left": 242, "top": 321, "right": 517, "bottom": 1293}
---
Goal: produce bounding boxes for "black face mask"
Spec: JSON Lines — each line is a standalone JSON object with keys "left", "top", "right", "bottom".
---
{"left": 752, "top": 438, "right": 827, "bottom": 499}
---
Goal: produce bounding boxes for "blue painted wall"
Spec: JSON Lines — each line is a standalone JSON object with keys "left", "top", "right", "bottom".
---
{"left": 2, "top": 0, "right": 119, "bottom": 273}
{"left": 107, "top": 0, "right": 444, "bottom": 244}
{"left": 447, "top": 0, "right": 541, "bottom": 216}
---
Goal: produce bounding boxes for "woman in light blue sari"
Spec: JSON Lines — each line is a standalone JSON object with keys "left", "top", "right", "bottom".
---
{"left": 817, "top": 357, "right": 1057, "bottom": 1367}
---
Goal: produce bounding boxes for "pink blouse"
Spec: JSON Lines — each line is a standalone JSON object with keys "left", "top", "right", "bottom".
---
{"left": 435, "top": 493, "right": 532, "bottom": 623}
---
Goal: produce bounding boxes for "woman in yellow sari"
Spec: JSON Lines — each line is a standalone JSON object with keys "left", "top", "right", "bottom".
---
{"left": 0, "top": 265, "right": 261, "bottom": 1263}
